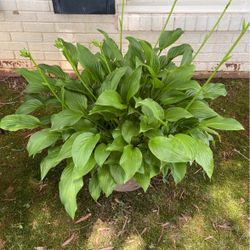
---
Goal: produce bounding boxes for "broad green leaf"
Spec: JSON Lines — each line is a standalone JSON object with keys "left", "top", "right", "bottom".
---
{"left": 134, "top": 173, "right": 151, "bottom": 192}
{"left": 136, "top": 98, "right": 164, "bottom": 123}
{"left": 51, "top": 109, "right": 83, "bottom": 130}
{"left": 98, "top": 29, "right": 123, "bottom": 61}
{"left": 16, "top": 98, "right": 43, "bottom": 114}
{"left": 121, "top": 120, "right": 140, "bottom": 143}
{"left": 90, "top": 105, "right": 123, "bottom": 118}
{"left": 163, "top": 64, "right": 195, "bottom": 87}
{"left": 166, "top": 44, "right": 193, "bottom": 65}
{"left": 126, "top": 36, "right": 145, "bottom": 62}
{"left": 94, "top": 143, "right": 111, "bottom": 166}
{"left": 40, "top": 147, "right": 61, "bottom": 180}
{"left": 0, "top": 114, "right": 40, "bottom": 131}
{"left": 124, "top": 67, "right": 142, "bottom": 102}
{"left": 201, "top": 83, "right": 227, "bottom": 100}
{"left": 58, "top": 132, "right": 81, "bottom": 160}
{"left": 165, "top": 107, "right": 193, "bottom": 122}
{"left": 59, "top": 163, "right": 83, "bottom": 219}
{"left": 89, "top": 174, "right": 101, "bottom": 201}
{"left": 73, "top": 155, "right": 96, "bottom": 179}
{"left": 58, "top": 39, "right": 78, "bottom": 67}
{"left": 159, "top": 90, "right": 188, "bottom": 105}
{"left": 171, "top": 163, "right": 187, "bottom": 184}
{"left": 110, "top": 165, "right": 126, "bottom": 185}
{"left": 39, "top": 64, "right": 68, "bottom": 79}
{"left": 200, "top": 116, "right": 244, "bottom": 130}
{"left": 27, "top": 128, "right": 60, "bottom": 157}
{"left": 120, "top": 145, "right": 142, "bottom": 182}
{"left": 65, "top": 90, "right": 87, "bottom": 113}
{"left": 139, "top": 115, "right": 160, "bottom": 133}
{"left": 106, "top": 135, "right": 126, "bottom": 152}
{"left": 159, "top": 28, "right": 184, "bottom": 50}
{"left": 148, "top": 134, "right": 195, "bottom": 163}
{"left": 194, "top": 141, "right": 214, "bottom": 178}
{"left": 188, "top": 101, "right": 218, "bottom": 119}
{"left": 77, "top": 43, "right": 104, "bottom": 81}
{"left": 16, "top": 68, "right": 48, "bottom": 93}
{"left": 98, "top": 165, "right": 116, "bottom": 197}
{"left": 72, "top": 132, "right": 100, "bottom": 169}
{"left": 101, "top": 67, "right": 128, "bottom": 92}
{"left": 95, "top": 90, "right": 126, "bottom": 110}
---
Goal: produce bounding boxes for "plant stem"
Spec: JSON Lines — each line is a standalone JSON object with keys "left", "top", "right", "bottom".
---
{"left": 192, "top": 0, "right": 233, "bottom": 61}
{"left": 119, "top": 0, "right": 125, "bottom": 52}
{"left": 30, "top": 56, "right": 64, "bottom": 107}
{"left": 154, "top": 0, "right": 178, "bottom": 49}
{"left": 185, "top": 21, "right": 250, "bottom": 111}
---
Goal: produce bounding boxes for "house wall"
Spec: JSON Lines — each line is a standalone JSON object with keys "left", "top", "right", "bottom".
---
{"left": 0, "top": 0, "right": 249, "bottom": 72}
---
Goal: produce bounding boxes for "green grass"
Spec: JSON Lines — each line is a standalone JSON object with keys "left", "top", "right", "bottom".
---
{"left": 0, "top": 78, "right": 249, "bottom": 250}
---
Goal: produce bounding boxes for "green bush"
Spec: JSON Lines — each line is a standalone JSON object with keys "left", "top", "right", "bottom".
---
{"left": 0, "top": 1, "right": 248, "bottom": 219}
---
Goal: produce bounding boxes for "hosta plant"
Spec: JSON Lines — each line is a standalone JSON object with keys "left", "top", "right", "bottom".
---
{"left": 0, "top": 0, "right": 249, "bottom": 219}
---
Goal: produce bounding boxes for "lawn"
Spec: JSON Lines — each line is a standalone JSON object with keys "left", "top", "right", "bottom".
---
{"left": 0, "top": 77, "right": 249, "bottom": 250}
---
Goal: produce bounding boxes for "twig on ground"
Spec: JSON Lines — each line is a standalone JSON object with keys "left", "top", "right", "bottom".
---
{"left": 233, "top": 149, "right": 250, "bottom": 161}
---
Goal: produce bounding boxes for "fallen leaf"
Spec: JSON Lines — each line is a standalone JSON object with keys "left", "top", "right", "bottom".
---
{"left": 5, "top": 186, "right": 14, "bottom": 194}
{"left": 75, "top": 213, "right": 92, "bottom": 224}
{"left": 100, "top": 247, "right": 114, "bottom": 250}
{"left": 34, "top": 247, "right": 45, "bottom": 250}
{"left": 0, "top": 239, "right": 6, "bottom": 249}
{"left": 204, "top": 236, "right": 214, "bottom": 241}
{"left": 61, "top": 233, "right": 76, "bottom": 247}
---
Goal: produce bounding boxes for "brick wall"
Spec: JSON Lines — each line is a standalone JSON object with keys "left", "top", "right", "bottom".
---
{"left": 0, "top": 0, "right": 249, "bottom": 72}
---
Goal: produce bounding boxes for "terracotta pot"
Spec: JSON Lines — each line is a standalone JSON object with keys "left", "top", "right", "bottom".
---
{"left": 114, "top": 179, "right": 140, "bottom": 192}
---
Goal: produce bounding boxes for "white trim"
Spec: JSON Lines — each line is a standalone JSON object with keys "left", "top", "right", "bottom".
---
{"left": 117, "top": 0, "right": 249, "bottom": 14}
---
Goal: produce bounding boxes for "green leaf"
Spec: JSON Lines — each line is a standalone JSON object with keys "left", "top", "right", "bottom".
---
{"left": 16, "top": 98, "right": 43, "bottom": 114}
{"left": 39, "top": 64, "right": 68, "bottom": 79}
{"left": 16, "top": 68, "right": 48, "bottom": 94}
{"left": 98, "top": 29, "right": 123, "bottom": 61}
{"left": 165, "top": 107, "right": 193, "bottom": 122}
{"left": 51, "top": 109, "right": 83, "bottom": 130}
{"left": 98, "top": 165, "right": 116, "bottom": 197}
{"left": 40, "top": 147, "right": 61, "bottom": 180}
{"left": 188, "top": 101, "right": 218, "bottom": 119}
{"left": 194, "top": 141, "right": 214, "bottom": 178}
{"left": 139, "top": 115, "right": 160, "bottom": 133}
{"left": 166, "top": 44, "right": 193, "bottom": 65}
{"left": 110, "top": 165, "right": 126, "bottom": 185}
{"left": 124, "top": 67, "right": 142, "bottom": 102}
{"left": 58, "top": 39, "right": 78, "bottom": 67}
{"left": 73, "top": 155, "right": 96, "bottom": 179}
{"left": 163, "top": 64, "right": 195, "bottom": 87}
{"left": 101, "top": 67, "right": 128, "bottom": 92}
{"left": 89, "top": 174, "right": 101, "bottom": 201}
{"left": 159, "top": 28, "right": 184, "bottom": 50}
{"left": 58, "top": 132, "right": 81, "bottom": 160}
{"left": 121, "top": 120, "right": 140, "bottom": 143}
{"left": 136, "top": 98, "right": 164, "bottom": 123}
{"left": 171, "top": 163, "right": 187, "bottom": 184}
{"left": 27, "top": 128, "right": 60, "bottom": 157}
{"left": 120, "top": 145, "right": 142, "bottom": 182}
{"left": 107, "top": 135, "right": 126, "bottom": 152}
{"left": 201, "top": 83, "right": 227, "bottom": 100}
{"left": 95, "top": 90, "right": 127, "bottom": 110}
{"left": 77, "top": 43, "right": 104, "bottom": 81}
{"left": 200, "top": 116, "right": 244, "bottom": 130}
{"left": 159, "top": 90, "right": 188, "bottom": 105}
{"left": 148, "top": 134, "right": 195, "bottom": 163}
{"left": 134, "top": 173, "right": 151, "bottom": 192}
{"left": 64, "top": 90, "right": 87, "bottom": 113}
{"left": 59, "top": 163, "right": 83, "bottom": 219}
{"left": 94, "top": 143, "right": 111, "bottom": 166}
{"left": 0, "top": 114, "right": 40, "bottom": 131}
{"left": 72, "top": 132, "right": 100, "bottom": 169}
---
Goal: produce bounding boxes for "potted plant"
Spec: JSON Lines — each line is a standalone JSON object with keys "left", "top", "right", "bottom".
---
{"left": 0, "top": 0, "right": 248, "bottom": 219}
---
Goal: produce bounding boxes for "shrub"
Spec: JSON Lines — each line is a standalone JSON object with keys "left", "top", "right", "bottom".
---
{"left": 0, "top": 0, "right": 249, "bottom": 218}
